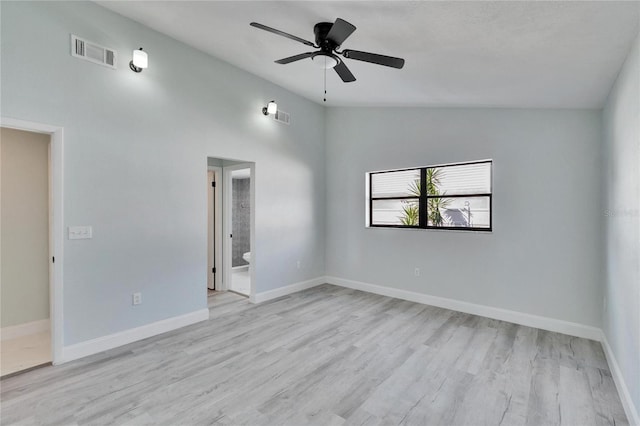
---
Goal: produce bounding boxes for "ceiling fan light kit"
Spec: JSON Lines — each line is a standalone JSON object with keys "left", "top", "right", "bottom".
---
{"left": 311, "top": 53, "right": 339, "bottom": 69}
{"left": 249, "top": 18, "right": 405, "bottom": 86}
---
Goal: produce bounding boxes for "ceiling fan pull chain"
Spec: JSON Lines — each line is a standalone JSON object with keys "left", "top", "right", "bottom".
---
{"left": 323, "top": 57, "right": 327, "bottom": 102}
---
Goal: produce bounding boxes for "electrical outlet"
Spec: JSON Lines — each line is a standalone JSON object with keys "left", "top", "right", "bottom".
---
{"left": 414, "top": 268, "right": 420, "bottom": 277}
{"left": 297, "top": 260, "right": 301, "bottom": 269}
{"left": 68, "top": 225, "right": 93, "bottom": 240}
{"left": 132, "top": 292, "right": 142, "bottom": 305}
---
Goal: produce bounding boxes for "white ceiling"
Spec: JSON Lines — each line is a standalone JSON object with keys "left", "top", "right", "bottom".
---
{"left": 98, "top": 1, "right": 639, "bottom": 108}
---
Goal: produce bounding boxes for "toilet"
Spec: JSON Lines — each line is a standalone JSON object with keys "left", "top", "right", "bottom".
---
{"left": 242, "top": 252, "right": 251, "bottom": 264}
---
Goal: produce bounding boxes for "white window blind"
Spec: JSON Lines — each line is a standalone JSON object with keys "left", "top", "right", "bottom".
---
{"left": 430, "top": 162, "right": 491, "bottom": 195}
{"left": 371, "top": 169, "right": 420, "bottom": 198}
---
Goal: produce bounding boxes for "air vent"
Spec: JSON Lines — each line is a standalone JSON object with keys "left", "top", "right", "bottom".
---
{"left": 71, "top": 35, "right": 117, "bottom": 69}
{"left": 274, "top": 110, "right": 290, "bottom": 125}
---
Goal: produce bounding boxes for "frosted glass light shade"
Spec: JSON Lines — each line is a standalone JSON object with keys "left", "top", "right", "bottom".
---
{"left": 132, "top": 49, "right": 148, "bottom": 69}
{"left": 312, "top": 54, "right": 338, "bottom": 69}
{"left": 266, "top": 101, "right": 277, "bottom": 115}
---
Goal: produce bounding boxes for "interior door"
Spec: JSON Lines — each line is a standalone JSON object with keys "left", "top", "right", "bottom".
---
{"left": 207, "top": 171, "right": 216, "bottom": 290}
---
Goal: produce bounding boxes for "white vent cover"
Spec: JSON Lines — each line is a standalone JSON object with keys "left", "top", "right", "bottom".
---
{"left": 71, "top": 35, "right": 117, "bottom": 69}
{"left": 274, "top": 110, "right": 290, "bottom": 125}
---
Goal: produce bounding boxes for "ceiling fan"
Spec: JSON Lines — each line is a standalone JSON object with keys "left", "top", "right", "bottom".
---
{"left": 250, "top": 18, "right": 405, "bottom": 83}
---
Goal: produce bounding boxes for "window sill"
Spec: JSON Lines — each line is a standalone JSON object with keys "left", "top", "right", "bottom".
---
{"left": 365, "top": 225, "right": 492, "bottom": 234}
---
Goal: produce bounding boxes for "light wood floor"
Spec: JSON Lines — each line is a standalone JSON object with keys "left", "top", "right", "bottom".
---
{"left": 0, "top": 285, "right": 627, "bottom": 425}
{"left": 1, "top": 331, "right": 51, "bottom": 377}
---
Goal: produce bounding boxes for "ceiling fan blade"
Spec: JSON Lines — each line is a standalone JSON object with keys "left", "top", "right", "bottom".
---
{"left": 250, "top": 22, "right": 315, "bottom": 47}
{"left": 326, "top": 18, "right": 356, "bottom": 46}
{"left": 342, "top": 49, "right": 405, "bottom": 69}
{"left": 275, "top": 52, "right": 315, "bottom": 64}
{"left": 334, "top": 60, "right": 356, "bottom": 82}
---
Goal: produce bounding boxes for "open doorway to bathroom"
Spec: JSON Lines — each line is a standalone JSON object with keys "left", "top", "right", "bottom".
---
{"left": 206, "top": 158, "right": 254, "bottom": 301}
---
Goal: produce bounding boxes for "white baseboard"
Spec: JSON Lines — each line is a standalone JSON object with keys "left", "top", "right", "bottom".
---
{"left": 251, "top": 277, "right": 325, "bottom": 304}
{"left": 601, "top": 332, "right": 640, "bottom": 426}
{"left": 325, "top": 276, "right": 602, "bottom": 341}
{"left": 1, "top": 319, "right": 50, "bottom": 341}
{"left": 61, "top": 309, "right": 209, "bottom": 363}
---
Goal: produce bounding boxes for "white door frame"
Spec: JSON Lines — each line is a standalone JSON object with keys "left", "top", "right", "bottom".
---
{"left": 222, "top": 163, "right": 255, "bottom": 297}
{"left": 207, "top": 166, "right": 223, "bottom": 291}
{"left": 1, "top": 117, "right": 64, "bottom": 365}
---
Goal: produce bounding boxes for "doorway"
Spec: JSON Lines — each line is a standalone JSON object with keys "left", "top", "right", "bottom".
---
{"left": 206, "top": 158, "right": 254, "bottom": 301}
{"left": 0, "top": 127, "right": 52, "bottom": 376}
{"left": 0, "top": 117, "right": 63, "bottom": 368}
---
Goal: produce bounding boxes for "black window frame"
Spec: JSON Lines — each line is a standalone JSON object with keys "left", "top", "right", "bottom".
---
{"left": 368, "top": 160, "right": 492, "bottom": 232}
{"left": 368, "top": 167, "right": 424, "bottom": 229}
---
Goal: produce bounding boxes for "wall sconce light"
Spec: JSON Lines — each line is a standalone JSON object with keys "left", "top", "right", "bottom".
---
{"left": 262, "top": 100, "right": 277, "bottom": 116}
{"left": 129, "top": 48, "right": 148, "bottom": 73}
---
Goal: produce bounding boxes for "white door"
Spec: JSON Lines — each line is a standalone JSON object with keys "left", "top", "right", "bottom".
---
{"left": 207, "top": 169, "right": 223, "bottom": 290}
{"left": 207, "top": 171, "right": 215, "bottom": 290}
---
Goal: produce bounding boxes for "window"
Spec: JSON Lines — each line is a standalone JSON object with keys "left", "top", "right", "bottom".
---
{"left": 368, "top": 160, "right": 492, "bottom": 231}
{"left": 370, "top": 168, "right": 421, "bottom": 227}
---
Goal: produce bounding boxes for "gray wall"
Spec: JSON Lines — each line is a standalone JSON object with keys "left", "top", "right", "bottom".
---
{"left": 326, "top": 107, "right": 603, "bottom": 327}
{"left": 232, "top": 178, "right": 250, "bottom": 267}
{"left": 603, "top": 33, "right": 640, "bottom": 417}
{"left": 1, "top": 1, "right": 326, "bottom": 345}
{"left": 1, "top": 128, "right": 50, "bottom": 328}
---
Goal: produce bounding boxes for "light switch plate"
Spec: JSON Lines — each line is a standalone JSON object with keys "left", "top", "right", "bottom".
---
{"left": 68, "top": 226, "right": 92, "bottom": 240}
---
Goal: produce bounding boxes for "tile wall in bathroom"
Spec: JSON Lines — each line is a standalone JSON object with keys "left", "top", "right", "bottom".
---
{"left": 232, "top": 177, "right": 250, "bottom": 267}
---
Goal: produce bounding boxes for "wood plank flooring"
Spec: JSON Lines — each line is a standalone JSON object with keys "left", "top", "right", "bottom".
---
{"left": 1, "top": 331, "right": 51, "bottom": 377}
{"left": 0, "top": 284, "right": 628, "bottom": 425}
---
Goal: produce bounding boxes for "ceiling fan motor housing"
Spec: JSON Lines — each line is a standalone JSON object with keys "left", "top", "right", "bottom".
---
{"left": 312, "top": 22, "right": 342, "bottom": 69}
{"left": 314, "top": 22, "right": 338, "bottom": 50}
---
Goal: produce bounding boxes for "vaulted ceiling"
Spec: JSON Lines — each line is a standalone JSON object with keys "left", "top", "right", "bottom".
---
{"left": 99, "top": 1, "right": 639, "bottom": 108}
